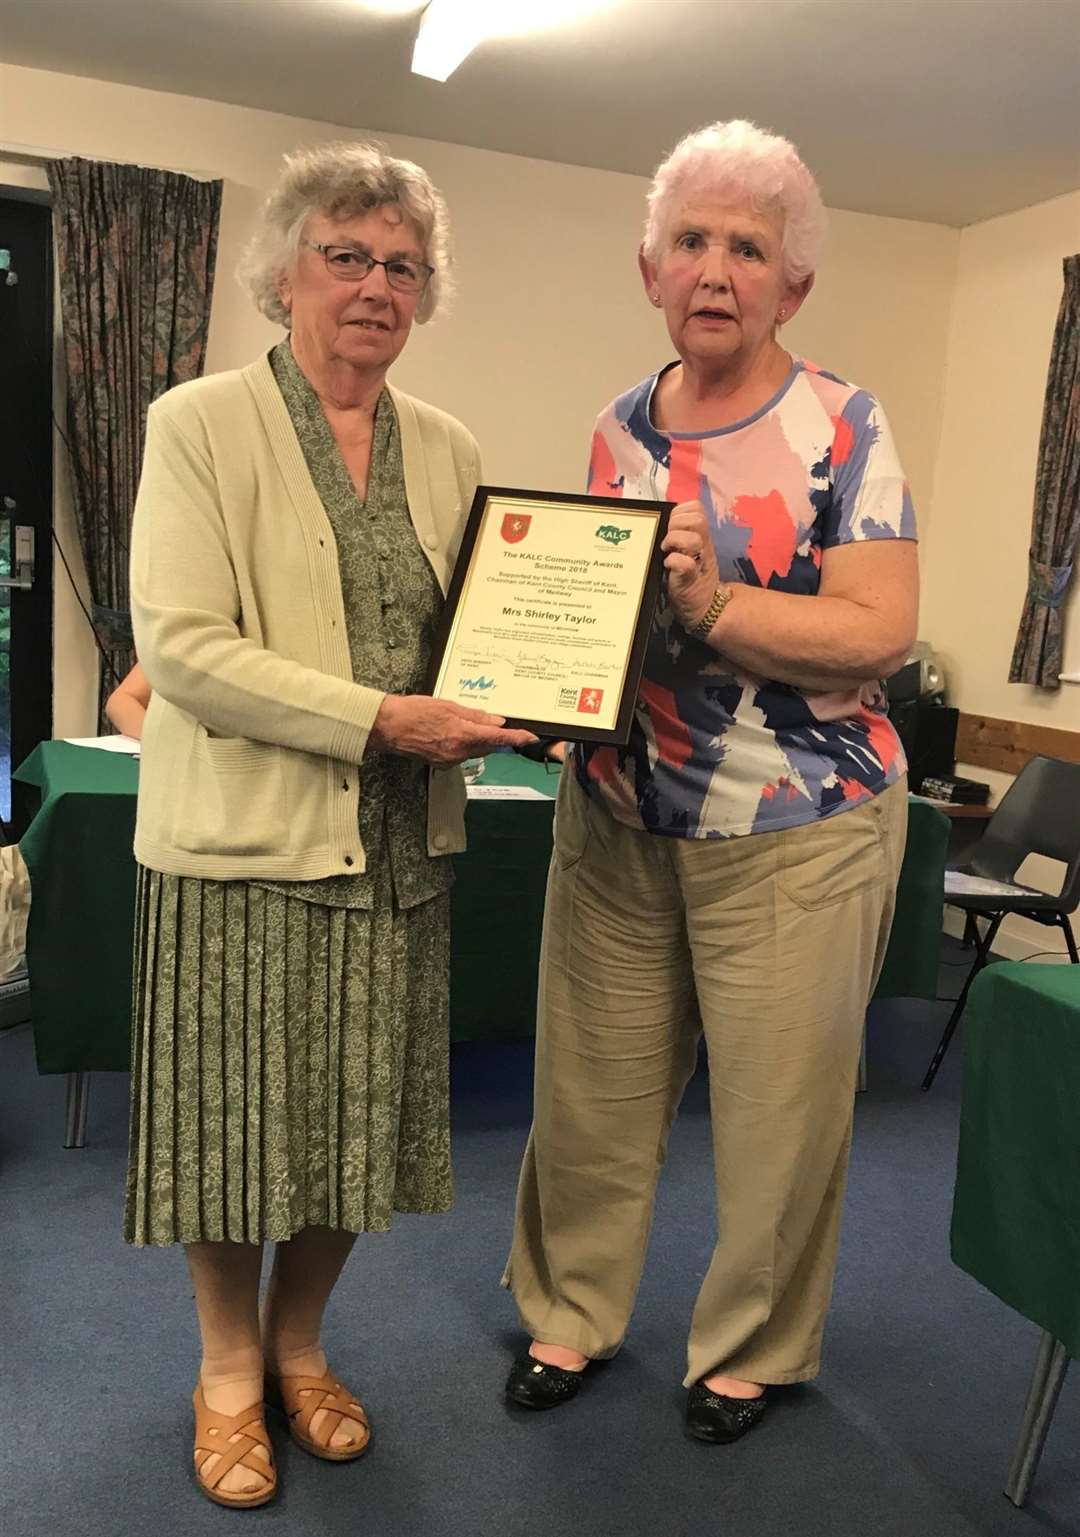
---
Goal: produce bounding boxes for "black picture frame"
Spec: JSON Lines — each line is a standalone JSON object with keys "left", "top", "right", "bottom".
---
{"left": 427, "top": 485, "right": 672, "bottom": 746}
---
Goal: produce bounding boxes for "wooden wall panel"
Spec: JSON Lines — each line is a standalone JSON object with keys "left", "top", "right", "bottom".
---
{"left": 956, "top": 712, "right": 1080, "bottom": 776}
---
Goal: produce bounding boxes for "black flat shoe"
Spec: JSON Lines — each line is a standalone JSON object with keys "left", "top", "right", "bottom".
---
{"left": 685, "top": 1381, "right": 768, "bottom": 1443}
{"left": 505, "top": 1354, "right": 587, "bottom": 1410}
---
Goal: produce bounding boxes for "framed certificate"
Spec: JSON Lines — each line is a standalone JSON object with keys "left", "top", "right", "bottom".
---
{"left": 428, "top": 486, "right": 672, "bottom": 745}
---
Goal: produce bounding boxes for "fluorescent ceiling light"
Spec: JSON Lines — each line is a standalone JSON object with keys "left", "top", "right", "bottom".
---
{"left": 411, "top": 0, "right": 610, "bottom": 83}
{"left": 412, "top": 0, "right": 494, "bottom": 80}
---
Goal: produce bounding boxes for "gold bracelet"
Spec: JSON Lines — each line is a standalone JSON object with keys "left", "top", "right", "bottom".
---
{"left": 690, "top": 584, "right": 733, "bottom": 640}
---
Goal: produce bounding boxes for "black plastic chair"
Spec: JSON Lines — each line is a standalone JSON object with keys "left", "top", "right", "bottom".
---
{"left": 922, "top": 755, "right": 1080, "bottom": 1090}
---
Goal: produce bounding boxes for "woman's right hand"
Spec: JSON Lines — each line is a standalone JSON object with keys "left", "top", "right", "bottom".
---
{"left": 367, "top": 695, "right": 538, "bottom": 766}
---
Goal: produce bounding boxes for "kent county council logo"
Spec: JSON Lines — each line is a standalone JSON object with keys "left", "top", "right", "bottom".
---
{"left": 577, "top": 688, "right": 603, "bottom": 714}
{"left": 595, "top": 524, "right": 631, "bottom": 546}
{"left": 501, "top": 512, "right": 531, "bottom": 543}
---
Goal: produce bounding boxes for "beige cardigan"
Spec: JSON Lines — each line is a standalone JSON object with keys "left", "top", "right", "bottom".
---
{"left": 130, "top": 354, "right": 481, "bottom": 880}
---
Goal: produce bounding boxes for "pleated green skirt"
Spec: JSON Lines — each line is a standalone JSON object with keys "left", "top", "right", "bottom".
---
{"left": 123, "top": 862, "right": 452, "bottom": 1246}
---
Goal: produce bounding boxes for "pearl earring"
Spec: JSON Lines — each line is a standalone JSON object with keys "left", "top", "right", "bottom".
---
{"left": 777, "top": 309, "right": 786, "bottom": 323}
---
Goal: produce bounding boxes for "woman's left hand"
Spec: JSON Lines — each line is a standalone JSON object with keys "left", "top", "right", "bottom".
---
{"left": 661, "top": 501, "right": 723, "bottom": 632}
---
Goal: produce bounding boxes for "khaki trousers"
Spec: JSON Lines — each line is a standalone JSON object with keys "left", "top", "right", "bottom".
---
{"left": 504, "top": 772, "right": 907, "bottom": 1386}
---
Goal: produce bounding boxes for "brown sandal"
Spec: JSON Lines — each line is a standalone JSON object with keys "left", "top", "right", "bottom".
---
{"left": 192, "top": 1384, "right": 277, "bottom": 1509}
{"left": 265, "top": 1366, "right": 371, "bottom": 1461}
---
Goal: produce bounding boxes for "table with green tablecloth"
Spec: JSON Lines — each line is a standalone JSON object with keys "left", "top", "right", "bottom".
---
{"left": 446, "top": 753, "right": 560, "bottom": 1041}
{"left": 15, "top": 741, "right": 948, "bottom": 1075}
{"left": 951, "top": 961, "right": 1080, "bottom": 1503}
{"left": 952, "top": 962, "right": 1080, "bottom": 1358}
{"left": 14, "top": 743, "right": 560, "bottom": 1070}
{"left": 875, "top": 794, "right": 949, "bottom": 1002}
{"left": 16, "top": 743, "right": 140, "bottom": 1073}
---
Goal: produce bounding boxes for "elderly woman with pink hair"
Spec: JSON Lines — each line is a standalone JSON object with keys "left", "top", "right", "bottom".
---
{"left": 503, "top": 120, "right": 918, "bottom": 1442}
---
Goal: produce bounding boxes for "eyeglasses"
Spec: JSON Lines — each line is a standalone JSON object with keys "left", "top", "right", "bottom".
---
{"left": 301, "top": 240, "right": 434, "bottom": 295}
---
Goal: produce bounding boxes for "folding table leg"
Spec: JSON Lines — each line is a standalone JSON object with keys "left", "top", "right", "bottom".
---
{"left": 1004, "top": 1332, "right": 1070, "bottom": 1508}
{"left": 64, "top": 1070, "right": 91, "bottom": 1149}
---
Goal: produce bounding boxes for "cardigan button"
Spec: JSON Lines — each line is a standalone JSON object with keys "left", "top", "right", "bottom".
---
{"left": 344, "top": 855, "right": 354, "bottom": 867}
{"left": 433, "top": 833, "right": 448, "bottom": 850}
{"left": 424, "top": 534, "right": 437, "bottom": 549}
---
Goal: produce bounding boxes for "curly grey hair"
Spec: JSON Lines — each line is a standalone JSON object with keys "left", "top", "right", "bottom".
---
{"left": 643, "top": 119, "right": 827, "bottom": 286}
{"left": 238, "top": 139, "right": 451, "bottom": 325}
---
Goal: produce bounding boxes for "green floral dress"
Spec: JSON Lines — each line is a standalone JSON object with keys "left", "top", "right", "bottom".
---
{"left": 124, "top": 341, "right": 456, "bottom": 1246}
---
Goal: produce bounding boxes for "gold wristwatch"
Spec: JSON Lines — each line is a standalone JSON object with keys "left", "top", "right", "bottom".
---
{"left": 690, "top": 584, "right": 733, "bottom": 641}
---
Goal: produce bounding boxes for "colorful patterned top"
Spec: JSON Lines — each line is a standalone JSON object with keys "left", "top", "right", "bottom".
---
{"left": 576, "top": 359, "right": 917, "bottom": 839}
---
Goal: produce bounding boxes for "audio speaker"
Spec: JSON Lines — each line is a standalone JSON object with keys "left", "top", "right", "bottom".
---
{"left": 887, "top": 700, "right": 957, "bottom": 793}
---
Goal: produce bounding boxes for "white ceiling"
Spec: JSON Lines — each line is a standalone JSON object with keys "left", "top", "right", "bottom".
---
{"left": 3, "top": 0, "right": 1080, "bottom": 227}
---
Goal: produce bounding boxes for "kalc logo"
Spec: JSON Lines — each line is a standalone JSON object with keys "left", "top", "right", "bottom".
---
{"left": 595, "top": 524, "right": 630, "bottom": 546}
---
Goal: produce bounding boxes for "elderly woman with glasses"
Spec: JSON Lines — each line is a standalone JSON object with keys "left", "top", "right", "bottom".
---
{"left": 127, "top": 140, "right": 532, "bottom": 1509}
{"left": 503, "top": 120, "right": 918, "bottom": 1442}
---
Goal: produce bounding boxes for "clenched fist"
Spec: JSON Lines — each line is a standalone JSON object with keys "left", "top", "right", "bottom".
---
{"left": 661, "top": 500, "right": 724, "bottom": 632}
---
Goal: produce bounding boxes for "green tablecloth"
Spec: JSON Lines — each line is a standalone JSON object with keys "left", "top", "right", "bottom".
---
{"left": 16, "top": 743, "right": 139, "bottom": 1073}
{"left": 875, "top": 795, "right": 949, "bottom": 1001}
{"left": 951, "top": 963, "right": 1080, "bottom": 1358}
{"left": 447, "top": 753, "right": 558, "bottom": 1041}
{"left": 15, "top": 742, "right": 945, "bottom": 1073}
{"left": 14, "top": 743, "right": 559, "bottom": 1069}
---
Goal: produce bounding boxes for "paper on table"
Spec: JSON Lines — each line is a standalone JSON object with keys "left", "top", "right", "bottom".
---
{"left": 467, "top": 784, "right": 550, "bottom": 800}
{"left": 944, "top": 871, "right": 1032, "bottom": 899}
{"left": 63, "top": 734, "right": 141, "bottom": 755}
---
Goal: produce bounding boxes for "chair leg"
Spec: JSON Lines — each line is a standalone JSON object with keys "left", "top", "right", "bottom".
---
{"left": 1004, "top": 1333, "right": 1070, "bottom": 1508}
{"left": 922, "top": 913, "right": 1004, "bottom": 1091}
{"left": 1061, "top": 914, "right": 1079, "bottom": 965}
{"left": 63, "top": 1071, "right": 91, "bottom": 1149}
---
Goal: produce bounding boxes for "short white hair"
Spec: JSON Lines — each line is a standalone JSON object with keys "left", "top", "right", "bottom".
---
{"left": 643, "top": 119, "right": 827, "bottom": 285}
{"left": 238, "top": 139, "right": 451, "bottom": 325}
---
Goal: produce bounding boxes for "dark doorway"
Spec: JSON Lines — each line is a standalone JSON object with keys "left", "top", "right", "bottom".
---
{"left": 0, "top": 193, "right": 54, "bottom": 832}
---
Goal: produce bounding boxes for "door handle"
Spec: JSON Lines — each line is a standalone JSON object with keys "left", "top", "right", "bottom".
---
{"left": 0, "top": 524, "right": 34, "bottom": 590}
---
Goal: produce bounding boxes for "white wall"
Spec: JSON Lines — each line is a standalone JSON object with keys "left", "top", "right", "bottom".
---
{"left": 923, "top": 189, "right": 1080, "bottom": 729}
{"left": 1, "top": 59, "right": 959, "bottom": 746}
{"left": 923, "top": 189, "right": 1080, "bottom": 958}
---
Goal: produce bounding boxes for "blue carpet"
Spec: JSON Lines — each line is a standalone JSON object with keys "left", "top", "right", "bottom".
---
{"left": 2, "top": 947, "right": 1078, "bottom": 1536}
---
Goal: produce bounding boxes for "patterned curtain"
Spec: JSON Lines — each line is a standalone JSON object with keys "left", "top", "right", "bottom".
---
{"left": 1009, "top": 254, "right": 1080, "bottom": 688}
{"left": 46, "top": 158, "right": 223, "bottom": 720}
